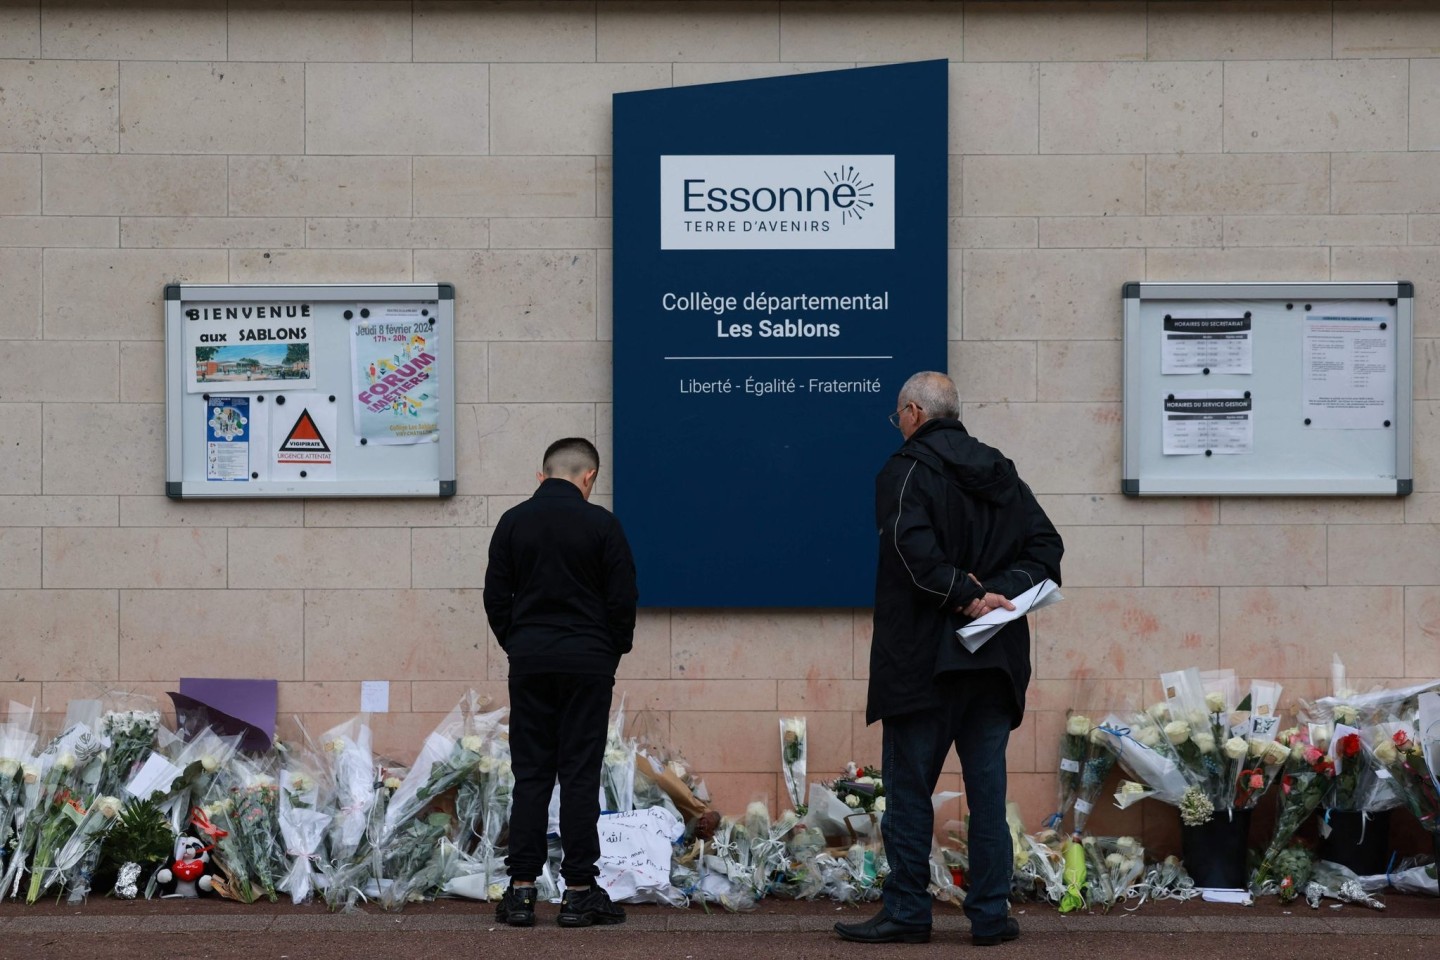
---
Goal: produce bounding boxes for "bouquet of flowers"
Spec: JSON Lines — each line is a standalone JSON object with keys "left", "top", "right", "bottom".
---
{"left": 602, "top": 700, "right": 637, "bottom": 814}
{"left": 379, "top": 811, "right": 456, "bottom": 909}
{"left": 323, "top": 765, "right": 401, "bottom": 911}
{"left": 1366, "top": 718, "right": 1440, "bottom": 837}
{"left": 277, "top": 765, "right": 331, "bottom": 904}
{"left": 1072, "top": 724, "right": 1119, "bottom": 835}
{"left": 7, "top": 720, "right": 107, "bottom": 903}
{"left": 318, "top": 718, "right": 375, "bottom": 872}
{"left": 98, "top": 709, "right": 161, "bottom": 798}
{"left": 1050, "top": 712, "right": 1091, "bottom": 829}
{"left": 140, "top": 727, "right": 241, "bottom": 837}
{"left": 0, "top": 704, "right": 39, "bottom": 867}
{"left": 476, "top": 736, "right": 513, "bottom": 871}
{"left": 34, "top": 793, "right": 123, "bottom": 900}
{"left": 383, "top": 694, "right": 501, "bottom": 843}
{"left": 54, "top": 704, "right": 164, "bottom": 901}
{"left": 779, "top": 718, "right": 807, "bottom": 815}
{"left": 1252, "top": 727, "right": 1337, "bottom": 893}
{"left": 1088, "top": 711, "right": 1189, "bottom": 807}
{"left": 197, "top": 755, "right": 283, "bottom": 903}
{"left": 1080, "top": 835, "right": 1145, "bottom": 912}
{"left": 1158, "top": 668, "right": 1230, "bottom": 810}
{"left": 1132, "top": 855, "right": 1198, "bottom": 904}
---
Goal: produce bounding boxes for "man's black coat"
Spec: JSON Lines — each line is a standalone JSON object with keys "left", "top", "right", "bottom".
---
{"left": 867, "top": 417, "right": 1064, "bottom": 727}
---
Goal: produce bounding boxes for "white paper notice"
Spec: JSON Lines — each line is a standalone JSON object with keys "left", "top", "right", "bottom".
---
{"left": 1302, "top": 316, "right": 1394, "bottom": 429}
{"left": 124, "top": 752, "right": 185, "bottom": 801}
{"left": 1163, "top": 390, "right": 1253, "bottom": 456}
{"left": 957, "top": 579, "right": 1063, "bottom": 653}
{"left": 270, "top": 393, "right": 338, "bottom": 481}
{"left": 360, "top": 680, "right": 390, "bottom": 714}
{"left": 596, "top": 807, "right": 683, "bottom": 904}
{"left": 1161, "top": 310, "right": 1253, "bottom": 375}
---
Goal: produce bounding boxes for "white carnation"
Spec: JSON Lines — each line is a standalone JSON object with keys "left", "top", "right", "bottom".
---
{"left": 844, "top": 794, "right": 861, "bottom": 808}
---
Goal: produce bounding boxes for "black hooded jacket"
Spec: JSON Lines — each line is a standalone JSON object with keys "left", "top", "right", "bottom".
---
{"left": 866, "top": 417, "right": 1063, "bottom": 727}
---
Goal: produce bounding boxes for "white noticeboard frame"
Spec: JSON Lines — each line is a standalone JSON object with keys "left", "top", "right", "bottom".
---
{"left": 1123, "top": 281, "right": 1413, "bottom": 497}
{"left": 165, "top": 283, "right": 456, "bottom": 499}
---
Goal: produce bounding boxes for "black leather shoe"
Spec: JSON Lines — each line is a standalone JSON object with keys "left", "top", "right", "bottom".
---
{"left": 971, "top": 917, "right": 1020, "bottom": 946}
{"left": 834, "top": 909, "right": 932, "bottom": 944}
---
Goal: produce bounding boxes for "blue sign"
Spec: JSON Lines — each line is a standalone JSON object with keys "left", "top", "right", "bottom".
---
{"left": 613, "top": 61, "right": 948, "bottom": 607}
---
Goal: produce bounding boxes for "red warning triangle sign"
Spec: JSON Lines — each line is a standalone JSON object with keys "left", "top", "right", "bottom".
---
{"left": 279, "top": 409, "right": 331, "bottom": 452}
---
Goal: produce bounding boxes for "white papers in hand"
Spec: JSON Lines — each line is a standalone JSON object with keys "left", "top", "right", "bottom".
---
{"left": 956, "top": 579, "right": 1063, "bottom": 653}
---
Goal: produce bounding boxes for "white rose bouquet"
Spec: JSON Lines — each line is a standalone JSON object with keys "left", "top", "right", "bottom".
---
{"left": 779, "top": 717, "right": 807, "bottom": 814}
{"left": 1048, "top": 713, "right": 1090, "bottom": 830}
{"left": 318, "top": 717, "right": 376, "bottom": 878}
{"left": 278, "top": 766, "right": 332, "bottom": 904}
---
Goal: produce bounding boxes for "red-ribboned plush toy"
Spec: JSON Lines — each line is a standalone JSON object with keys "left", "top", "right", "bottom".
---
{"left": 155, "top": 837, "right": 214, "bottom": 898}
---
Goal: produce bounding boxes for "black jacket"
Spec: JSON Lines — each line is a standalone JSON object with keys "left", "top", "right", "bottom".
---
{"left": 867, "top": 418, "right": 1063, "bottom": 727}
{"left": 484, "top": 478, "right": 638, "bottom": 676}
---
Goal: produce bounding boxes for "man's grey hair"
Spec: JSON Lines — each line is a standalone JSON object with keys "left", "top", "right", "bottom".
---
{"left": 898, "top": 371, "right": 959, "bottom": 420}
{"left": 542, "top": 437, "right": 600, "bottom": 478}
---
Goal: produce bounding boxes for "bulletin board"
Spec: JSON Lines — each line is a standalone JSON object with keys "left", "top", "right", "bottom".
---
{"left": 1123, "top": 281, "right": 1412, "bottom": 497}
{"left": 164, "top": 283, "right": 455, "bottom": 499}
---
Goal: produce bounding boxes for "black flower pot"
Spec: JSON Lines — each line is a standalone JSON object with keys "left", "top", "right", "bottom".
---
{"left": 1317, "top": 809, "right": 1391, "bottom": 876}
{"left": 1180, "top": 807, "right": 1252, "bottom": 888}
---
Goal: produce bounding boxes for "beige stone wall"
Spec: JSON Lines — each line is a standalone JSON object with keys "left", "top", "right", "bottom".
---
{"left": 2, "top": 0, "right": 1439, "bottom": 835}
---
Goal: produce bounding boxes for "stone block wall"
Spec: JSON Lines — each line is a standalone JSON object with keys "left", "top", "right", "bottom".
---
{"left": 2, "top": 0, "right": 1439, "bottom": 839}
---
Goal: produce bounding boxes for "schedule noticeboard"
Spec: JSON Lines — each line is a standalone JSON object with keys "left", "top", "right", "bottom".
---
{"left": 1123, "top": 281, "right": 1413, "bottom": 497}
{"left": 165, "top": 283, "right": 456, "bottom": 499}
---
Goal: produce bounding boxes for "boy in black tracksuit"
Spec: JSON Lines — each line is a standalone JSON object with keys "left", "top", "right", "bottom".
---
{"left": 484, "top": 437, "right": 638, "bottom": 928}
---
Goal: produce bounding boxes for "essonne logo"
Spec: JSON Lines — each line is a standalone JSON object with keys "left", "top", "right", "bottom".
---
{"left": 660, "top": 155, "right": 895, "bottom": 251}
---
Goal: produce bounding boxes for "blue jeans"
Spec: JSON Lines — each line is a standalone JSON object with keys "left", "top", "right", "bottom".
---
{"left": 880, "top": 670, "right": 1013, "bottom": 934}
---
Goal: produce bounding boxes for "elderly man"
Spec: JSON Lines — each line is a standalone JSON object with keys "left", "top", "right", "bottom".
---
{"left": 836, "top": 371, "right": 1063, "bottom": 946}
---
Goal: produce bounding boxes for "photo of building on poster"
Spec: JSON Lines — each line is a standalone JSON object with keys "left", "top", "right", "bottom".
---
{"left": 183, "top": 302, "right": 315, "bottom": 393}
{"left": 350, "top": 305, "right": 441, "bottom": 445}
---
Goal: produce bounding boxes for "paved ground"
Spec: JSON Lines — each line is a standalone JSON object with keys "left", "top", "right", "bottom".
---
{"left": 1, "top": 895, "right": 1437, "bottom": 960}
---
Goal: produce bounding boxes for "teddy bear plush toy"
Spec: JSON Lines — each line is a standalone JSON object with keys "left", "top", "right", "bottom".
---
{"left": 155, "top": 837, "right": 214, "bottom": 898}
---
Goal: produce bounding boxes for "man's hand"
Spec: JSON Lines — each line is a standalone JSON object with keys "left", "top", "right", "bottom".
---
{"left": 960, "top": 591, "right": 1016, "bottom": 619}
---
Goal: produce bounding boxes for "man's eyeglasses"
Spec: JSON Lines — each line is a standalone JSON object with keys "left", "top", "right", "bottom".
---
{"left": 888, "top": 402, "right": 921, "bottom": 429}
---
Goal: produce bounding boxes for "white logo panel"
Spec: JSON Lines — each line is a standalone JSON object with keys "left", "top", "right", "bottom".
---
{"left": 660, "top": 155, "right": 895, "bottom": 250}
